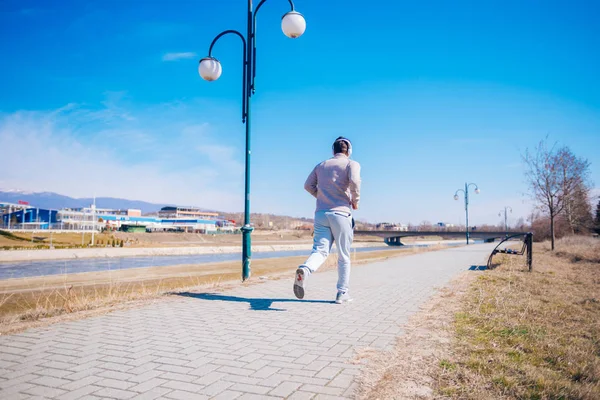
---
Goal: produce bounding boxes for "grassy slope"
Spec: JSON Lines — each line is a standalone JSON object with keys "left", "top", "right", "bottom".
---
{"left": 438, "top": 237, "right": 600, "bottom": 399}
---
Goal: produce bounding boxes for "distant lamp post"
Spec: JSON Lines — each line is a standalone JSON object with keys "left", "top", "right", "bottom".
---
{"left": 199, "top": 0, "right": 306, "bottom": 282}
{"left": 499, "top": 206, "right": 512, "bottom": 236}
{"left": 454, "top": 183, "right": 480, "bottom": 245}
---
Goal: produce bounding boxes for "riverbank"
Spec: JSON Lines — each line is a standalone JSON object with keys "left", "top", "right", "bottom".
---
{"left": 0, "top": 239, "right": 465, "bottom": 262}
{"left": 0, "top": 241, "right": 374, "bottom": 262}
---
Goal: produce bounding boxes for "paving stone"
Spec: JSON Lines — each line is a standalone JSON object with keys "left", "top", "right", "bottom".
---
{"left": 161, "top": 380, "right": 205, "bottom": 393}
{"left": 229, "top": 383, "right": 272, "bottom": 395}
{"left": 156, "top": 372, "right": 196, "bottom": 383}
{"left": 97, "top": 378, "right": 135, "bottom": 391}
{"left": 155, "top": 364, "right": 193, "bottom": 375}
{"left": 198, "top": 379, "right": 234, "bottom": 397}
{"left": 188, "top": 363, "right": 220, "bottom": 377}
{"left": 268, "top": 380, "right": 302, "bottom": 397}
{"left": 301, "top": 384, "right": 345, "bottom": 395}
{"left": 316, "top": 366, "right": 343, "bottom": 380}
{"left": 130, "top": 387, "right": 172, "bottom": 400}
{"left": 287, "top": 391, "right": 316, "bottom": 400}
{"left": 164, "top": 390, "right": 209, "bottom": 399}
{"left": 23, "top": 385, "right": 67, "bottom": 398}
{"left": 251, "top": 366, "right": 280, "bottom": 379}
{"left": 55, "top": 384, "right": 101, "bottom": 400}
{"left": 237, "top": 394, "right": 281, "bottom": 400}
{"left": 327, "top": 373, "right": 356, "bottom": 389}
{"left": 60, "top": 376, "right": 102, "bottom": 391}
{"left": 127, "top": 370, "right": 164, "bottom": 384}
{"left": 313, "top": 394, "right": 348, "bottom": 400}
{"left": 0, "top": 383, "right": 37, "bottom": 398}
{"left": 217, "top": 366, "right": 254, "bottom": 377}
{"left": 210, "top": 390, "right": 243, "bottom": 400}
{"left": 93, "top": 387, "right": 137, "bottom": 399}
{"left": 0, "top": 373, "right": 38, "bottom": 389}
{"left": 63, "top": 367, "right": 103, "bottom": 381}
{"left": 28, "top": 376, "right": 71, "bottom": 388}
{"left": 97, "top": 370, "right": 136, "bottom": 382}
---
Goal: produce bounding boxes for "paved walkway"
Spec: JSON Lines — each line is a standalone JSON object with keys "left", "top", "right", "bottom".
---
{"left": 0, "top": 244, "right": 494, "bottom": 400}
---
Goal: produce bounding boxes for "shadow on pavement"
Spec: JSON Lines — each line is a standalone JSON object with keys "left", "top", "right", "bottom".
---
{"left": 176, "top": 292, "right": 336, "bottom": 311}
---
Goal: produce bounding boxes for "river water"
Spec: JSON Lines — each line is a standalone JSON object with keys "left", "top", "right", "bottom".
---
{"left": 0, "top": 247, "right": 385, "bottom": 280}
{"left": 0, "top": 242, "right": 471, "bottom": 280}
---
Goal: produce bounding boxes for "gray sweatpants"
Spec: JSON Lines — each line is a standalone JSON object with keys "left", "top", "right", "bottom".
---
{"left": 301, "top": 210, "right": 353, "bottom": 293}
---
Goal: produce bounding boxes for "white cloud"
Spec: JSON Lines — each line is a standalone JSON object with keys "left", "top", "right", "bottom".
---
{"left": 162, "top": 52, "right": 197, "bottom": 61}
{"left": 0, "top": 100, "right": 245, "bottom": 211}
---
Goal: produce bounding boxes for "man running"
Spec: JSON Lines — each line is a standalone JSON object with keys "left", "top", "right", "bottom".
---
{"left": 294, "top": 136, "right": 361, "bottom": 304}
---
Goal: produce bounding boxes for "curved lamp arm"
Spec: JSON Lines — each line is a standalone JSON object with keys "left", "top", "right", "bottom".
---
{"left": 255, "top": 0, "right": 294, "bottom": 15}
{"left": 207, "top": 30, "right": 249, "bottom": 123}
{"left": 251, "top": 0, "right": 296, "bottom": 92}
{"left": 467, "top": 183, "right": 479, "bottom": 191}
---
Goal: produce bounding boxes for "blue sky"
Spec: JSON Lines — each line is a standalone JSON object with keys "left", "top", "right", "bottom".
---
{"left": 1, "top": 0, "right": 599, "bottom": 226}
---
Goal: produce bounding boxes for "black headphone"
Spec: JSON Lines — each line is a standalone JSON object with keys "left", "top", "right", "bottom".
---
{"left": 332, "top": 136, "right": 352, "bottom": 156}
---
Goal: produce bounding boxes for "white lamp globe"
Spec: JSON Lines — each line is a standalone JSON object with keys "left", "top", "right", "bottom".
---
{"left": 199, "top": 57, "right": 222, "bottom": 81}
{"left": 475, "top": 188, "right": 480, "bottom": 194}
{"left": 282, "top": 11, "right": 306, "bottom": 38}
{"left": 454, "top": 195, "right": 459, "bottom": 201}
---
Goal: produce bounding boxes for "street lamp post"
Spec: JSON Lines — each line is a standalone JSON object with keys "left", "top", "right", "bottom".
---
{"left": 198, "top": 0, "right": 306, "bottom": 281}
{"left": 499, "top": 206, "right": 512, "bottom": 236}
{"left": 453, "top": 183, "right": 480, "bottom": 245}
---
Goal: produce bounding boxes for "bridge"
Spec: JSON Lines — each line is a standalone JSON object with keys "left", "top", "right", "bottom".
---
{"left": 354, "top": 230, "right": 526, "bottom": 246}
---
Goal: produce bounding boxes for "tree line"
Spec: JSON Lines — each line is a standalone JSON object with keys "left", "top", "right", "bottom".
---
{"left": 523, "top": 137, "right": 598, "bottom": 250}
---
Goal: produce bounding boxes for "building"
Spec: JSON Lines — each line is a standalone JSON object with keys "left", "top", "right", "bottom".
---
{"left": 216, "top": 219, "right": 236, "bottom": 232}
{"left": 158, "top": 206, "right": 219, "bottom": 220}
{"left": 57, "top": 208, "right": 144, "bottom": 230}
{"left": 1, "top": 207, "right": 58, "bottom": 229}
{"left": 1, "top": 202, "right": 32, "bottom": 216}
{"left": 1, "top": 202, "right": 228, "bottom": 234}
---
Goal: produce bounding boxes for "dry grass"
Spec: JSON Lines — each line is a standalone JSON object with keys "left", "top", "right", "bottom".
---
{"left": 436, "top": 237, "right": 600, "bottom": 399}
{"left": 357, "top": 237, "right": 600, "bottom": 400}
{"left": 0, "top": 230, "right": 116, "bottom": 249}
{"left": 1, "top": 246, "right": 442, "bottom": 334}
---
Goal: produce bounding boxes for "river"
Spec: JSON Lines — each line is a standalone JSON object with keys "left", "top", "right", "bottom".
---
{"left": 0, "top": 240, "right": 475, "bottom": 280}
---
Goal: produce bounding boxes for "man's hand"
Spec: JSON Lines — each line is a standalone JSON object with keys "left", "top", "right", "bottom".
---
{"left": 352, "top": 201, "right": 359, "bottom": 210}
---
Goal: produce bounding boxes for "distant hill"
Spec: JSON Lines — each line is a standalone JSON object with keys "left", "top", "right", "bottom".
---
{"left": 0, "top": 189, "right": 171, "bottom": 214}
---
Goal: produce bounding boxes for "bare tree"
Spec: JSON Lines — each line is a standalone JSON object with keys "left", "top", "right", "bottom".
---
{"left": 563, "top": 180, "right": 593, "bottom": 233}
{"left": 514, "top": 217, "right": 528, "bottom": 232}
{"left": 558, "top": 147, "right": 593, "bottom": 234}
{"left": 594, "top": 200, "right": 600, "bottom": 235}
{"left": 522, "top": 139, "right": 591, "bottom": 250}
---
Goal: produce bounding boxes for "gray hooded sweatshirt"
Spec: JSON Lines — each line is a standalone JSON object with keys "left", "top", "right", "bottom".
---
{"left": 304, "top": 153, "right": 361, "bottom": 214}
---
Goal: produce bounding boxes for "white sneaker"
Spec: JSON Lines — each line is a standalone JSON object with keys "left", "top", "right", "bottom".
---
{"left": 293, "top": 267, "right": 307, "bottom": 299}
{"left": 335, "top": 291, "right": 353, "bottom": 304}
